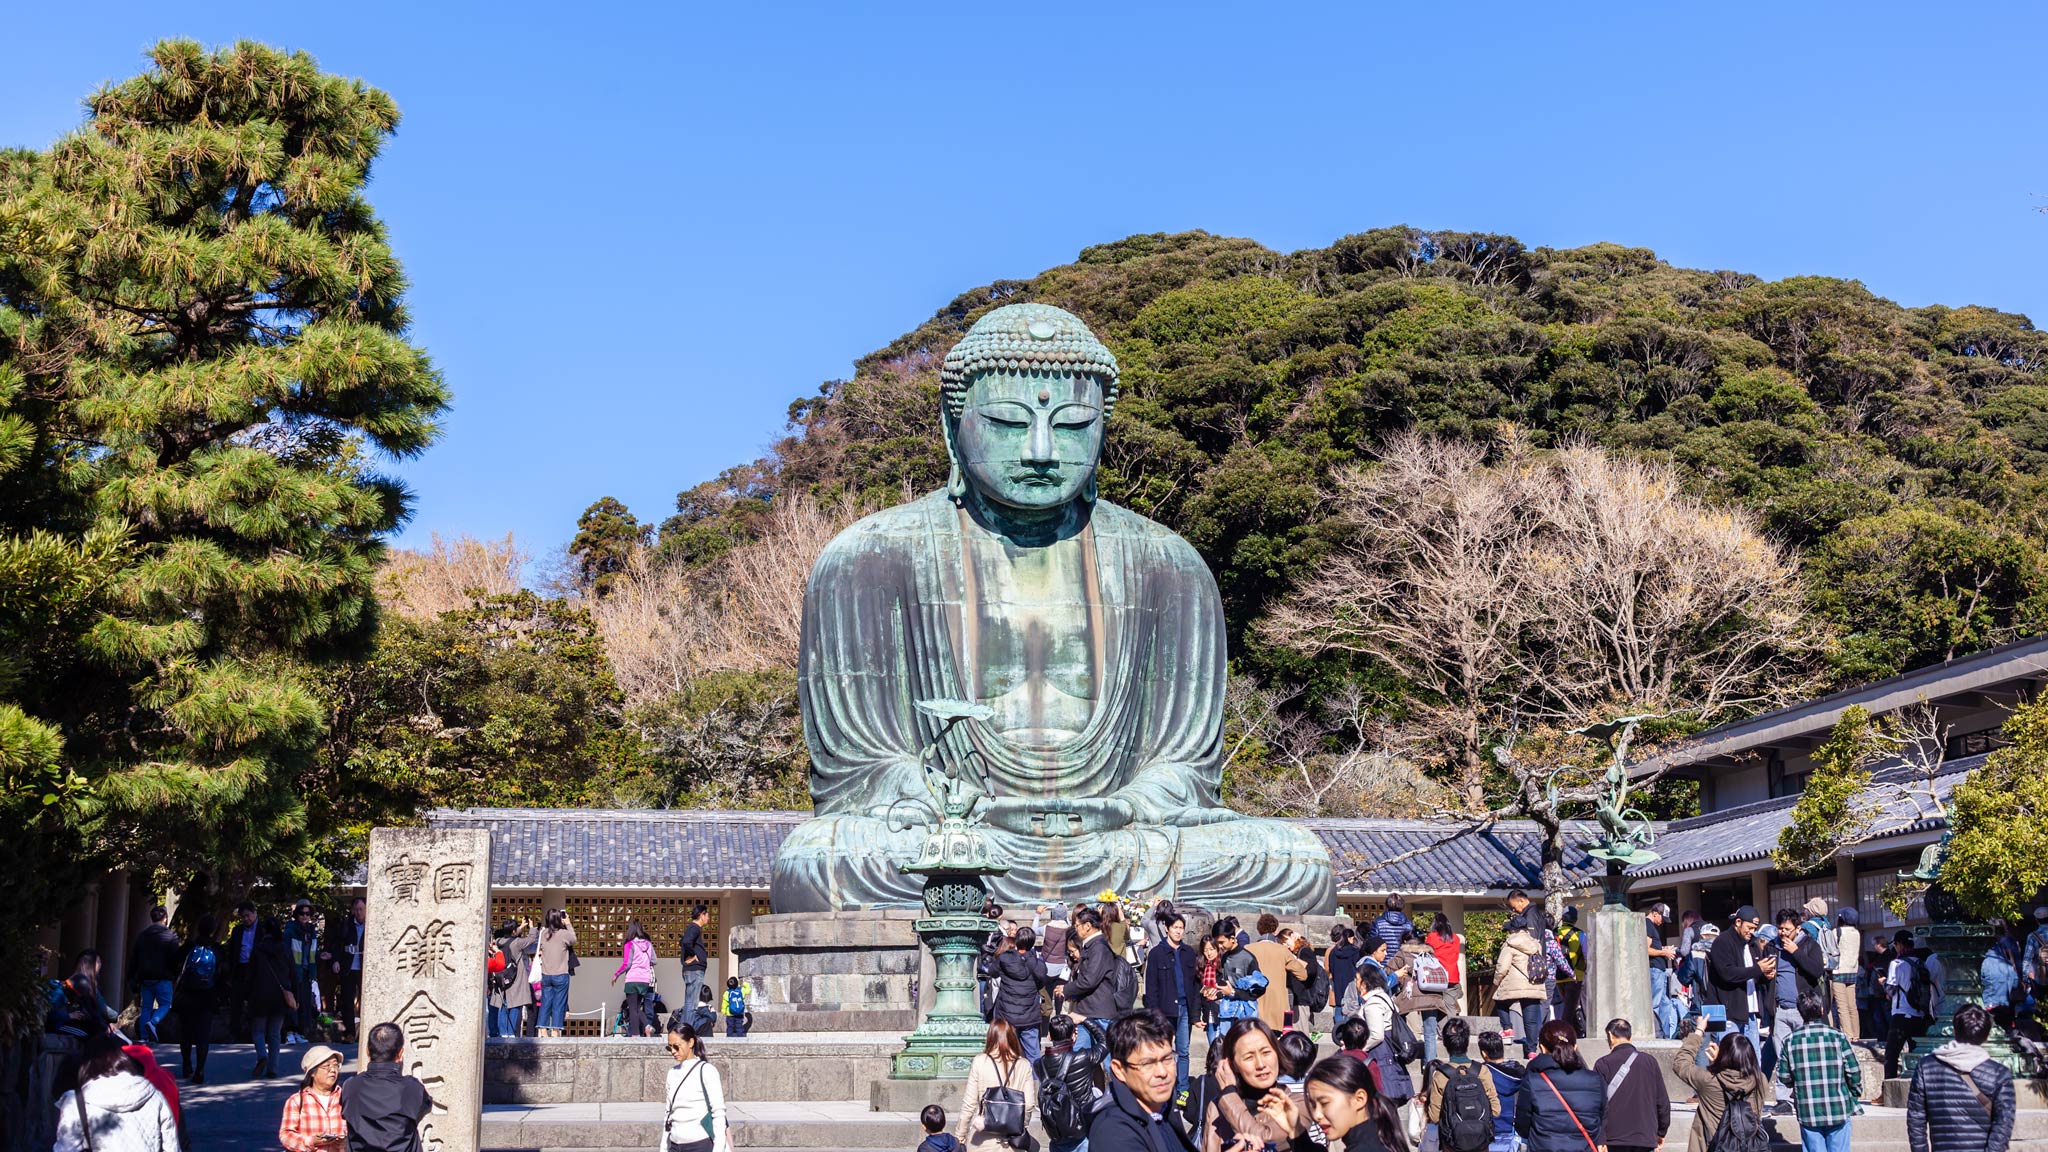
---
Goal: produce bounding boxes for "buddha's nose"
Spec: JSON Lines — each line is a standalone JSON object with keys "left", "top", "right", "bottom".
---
{"left": 1024, "top": 417, "right": 1056, "bottom": 464}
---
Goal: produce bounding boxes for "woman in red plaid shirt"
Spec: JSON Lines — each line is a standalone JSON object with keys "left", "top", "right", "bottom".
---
{"left": 279, "top": 1045, "right": 348, "bottom": 1152}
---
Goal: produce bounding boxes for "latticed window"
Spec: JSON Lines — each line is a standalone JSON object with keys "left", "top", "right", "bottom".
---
{"left": 750, "top": 898, "right": 773, "bottom": 918}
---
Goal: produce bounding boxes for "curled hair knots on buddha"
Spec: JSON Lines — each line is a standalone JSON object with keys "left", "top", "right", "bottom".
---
{"left": 939, "top": 302, "right": 1121, "bottom": 418}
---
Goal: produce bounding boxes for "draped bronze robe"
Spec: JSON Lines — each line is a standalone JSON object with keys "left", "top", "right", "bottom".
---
{"left": 769, "top": 491, "right": 1336, "bottom": 914}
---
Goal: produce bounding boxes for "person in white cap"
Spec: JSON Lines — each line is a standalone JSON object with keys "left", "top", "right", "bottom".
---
{"left": 278, "top": 1043, "right": 346, "bottom": 1152}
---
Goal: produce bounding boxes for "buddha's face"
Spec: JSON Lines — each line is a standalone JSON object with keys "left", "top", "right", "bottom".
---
{"left": 953, "top": 370, "right": 1104, "bottom": 512}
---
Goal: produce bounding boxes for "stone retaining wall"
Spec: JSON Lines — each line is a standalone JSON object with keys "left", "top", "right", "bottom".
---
{"left": 731, "top": 911, "right": 926, "bottom": 1033}
{"left": 483, "top": 1038, "right": 901, "bottom": 1105}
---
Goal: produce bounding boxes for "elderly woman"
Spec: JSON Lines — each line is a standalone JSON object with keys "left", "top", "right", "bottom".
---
{"left": 279, "top": 1045, "right": 347, "bottom": 1152}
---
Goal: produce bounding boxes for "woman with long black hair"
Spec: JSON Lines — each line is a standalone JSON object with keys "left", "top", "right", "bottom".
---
{"left": 1302, "top": 1052, "right": 1405, "bottom": 1152}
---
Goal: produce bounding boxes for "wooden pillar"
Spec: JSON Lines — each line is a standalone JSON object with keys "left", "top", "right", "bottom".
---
{"left": 1444, "top": 897, "right": 1469, "bottom": 1013}
{"left": 1677, "top": 882, "right": 1703, "bottom": 924}
{"left": 99, "top": 872, "right": 132, "bottom": 1005}
{"left": 60, "top": 880, "right": 101, "bottom": 967}
{"left": 1749, "top": 869, "right": 1772, "bottom": 916}
{"left": 1835, "top": 855, "right": 1859, "bottom": 914}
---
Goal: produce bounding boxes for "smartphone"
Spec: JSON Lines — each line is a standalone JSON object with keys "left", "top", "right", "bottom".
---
{"left": 1702, "top": 1004, "right": 1727, "bottom": 1034}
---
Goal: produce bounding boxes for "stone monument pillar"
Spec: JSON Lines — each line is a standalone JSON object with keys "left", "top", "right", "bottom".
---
{"left": 1584, "top": 901, "right": 1652, "bottom": 1040}
{"left": 361, "top": 827, "right": 492, "bottom": 1152}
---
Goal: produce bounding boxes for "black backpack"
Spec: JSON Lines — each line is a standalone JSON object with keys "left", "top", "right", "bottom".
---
{"left": 1109, "top": 955, "right": 1139, "bottom": 1010}
{"left": 1036, "top": 1053, "right": 1095, "bottom": 1142}
{"left": 1437, "top": 1062, "right": 1494, "bottom": 1152}
{"left": 1708, "top": 1089, "right": 1771, "bottom": 1152}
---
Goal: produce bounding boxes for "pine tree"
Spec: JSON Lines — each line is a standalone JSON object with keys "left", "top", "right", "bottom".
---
{"left": 570, "top": 496, "right": 647, "bottom": 597}
{"left": 0, "top": 41, "right": 448, "bottom": 905}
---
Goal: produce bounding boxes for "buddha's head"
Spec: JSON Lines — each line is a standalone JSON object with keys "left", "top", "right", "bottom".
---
{"left": 940, "top": 303, "right": 1119, "bottom": 515}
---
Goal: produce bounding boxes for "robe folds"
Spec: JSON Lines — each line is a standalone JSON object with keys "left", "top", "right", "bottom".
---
{"left": 769, "top": 491, "right": 1336, "bottom": 914}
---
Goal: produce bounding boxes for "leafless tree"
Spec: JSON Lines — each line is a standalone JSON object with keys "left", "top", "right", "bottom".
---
{"left": 1222, "top": 676, "right": 1451, "bottom": 818}
{"left": 1260, "top": 431, "right": 1823, "bottom": 815}
{"left": 378, "top": 533, "right": 527, "bottom": 620}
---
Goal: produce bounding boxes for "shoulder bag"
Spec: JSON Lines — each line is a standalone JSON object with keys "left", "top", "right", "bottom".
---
{"left": 665, "top": 1061, "right": 716, "bottom": 1152}
{"left": 1538, "top": 1072, "right": 1598, "bottom": 1152}
{"left": 979, "top": 1057, "right": 1027, "bottom": 1137}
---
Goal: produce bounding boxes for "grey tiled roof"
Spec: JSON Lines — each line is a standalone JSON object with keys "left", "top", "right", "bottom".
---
{"left": 1620, "top": 754, "right": 1981, "bottom": 879}
{"left": 1308, "top": 818, "right": 1605, "bottom": 893}
{"left": 428, "top": 807, "right": 809, "bottom": 890}
{"left": 428, "top": 808, "right": 1604, "bottom": 895}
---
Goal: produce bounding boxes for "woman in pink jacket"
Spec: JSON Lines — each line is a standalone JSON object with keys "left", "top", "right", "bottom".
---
{"left": 611, "top": 919, "right": 659, "bottom": 1037}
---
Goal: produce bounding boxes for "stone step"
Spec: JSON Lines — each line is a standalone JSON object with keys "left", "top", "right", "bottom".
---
{"left": 482, "top": 1102, "right": 924, "bottom": 1150}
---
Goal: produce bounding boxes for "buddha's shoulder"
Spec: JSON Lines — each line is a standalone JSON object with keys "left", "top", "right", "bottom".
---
{"left": 810, "top": 492, "right": 951, "bottom": 566}
{"left": 1091, "top": 500, "right": 1204, "bottom": 559}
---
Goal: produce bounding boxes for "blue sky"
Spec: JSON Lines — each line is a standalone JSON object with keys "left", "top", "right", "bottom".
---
{"left": 7, "top": 3, "right": 2046, "bottom": 562}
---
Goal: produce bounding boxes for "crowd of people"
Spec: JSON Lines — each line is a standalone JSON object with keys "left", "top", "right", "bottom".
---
{"left": 33, "top": 889, "right": 2044, "bottom": 1152}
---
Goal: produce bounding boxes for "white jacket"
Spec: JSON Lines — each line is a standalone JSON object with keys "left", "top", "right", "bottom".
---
{"left": 662, "top": 1057, "right": 728, "bottom": 1152}
{"left": 53, "top": 1072, "right": 178, "bottom": 1152}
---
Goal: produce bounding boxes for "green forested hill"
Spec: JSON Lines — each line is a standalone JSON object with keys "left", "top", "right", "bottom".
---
{"left": 659, "top": 227, "right": 2048, "bottom": 693}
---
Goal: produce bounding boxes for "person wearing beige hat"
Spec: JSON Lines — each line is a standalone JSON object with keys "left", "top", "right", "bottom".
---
{"left": 279, "top": 1044, "right": 347, "bottom": 1152}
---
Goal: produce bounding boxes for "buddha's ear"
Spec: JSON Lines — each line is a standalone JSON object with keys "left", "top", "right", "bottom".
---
{"left": 942, "top": 412, "right": 967, "bottom": 502}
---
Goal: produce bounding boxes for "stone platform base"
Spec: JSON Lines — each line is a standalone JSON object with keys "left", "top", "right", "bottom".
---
{"left": 484, "top": 1036, "right": 900, "bottom": 1105}
{"left": 731, "top": 911, "right": 927, "bottom": 1034}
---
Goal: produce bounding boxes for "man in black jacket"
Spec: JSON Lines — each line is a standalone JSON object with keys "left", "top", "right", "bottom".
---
{"left": 1059, "top": 907, "right": 1119, "bottom": 1040}
{"left": 130, "top": 905, "right": 181, "bottom": 1042}
{"left": 678, "top": 904, "right": 711, "bottom": 1030}
{"left": 1087, "top": 1012, "right": 1196, "bottom": 1152}
{"left": 1142, "top": 913, "right": 1199, "bottom": 1107}
{"left": 341, "top": 1022, "right": 434, "bottom": 1152}
{"left": 1706, "top": 905, "right": 1777, "bottom": 1057}
{"left": 993, "top": 927, "right": 1051, "bottom": 1061}
{"left": 1594, "top": 1018, "right": 1670, "bottom": 1152}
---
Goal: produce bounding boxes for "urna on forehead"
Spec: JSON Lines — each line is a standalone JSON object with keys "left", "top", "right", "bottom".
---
{"left": 939, "top": 303, "right": 1120, "bottom": 417}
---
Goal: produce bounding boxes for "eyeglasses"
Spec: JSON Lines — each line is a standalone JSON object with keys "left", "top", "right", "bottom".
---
{"left": 1117, "top": 1054, "right": 1177, "bottom": 1073}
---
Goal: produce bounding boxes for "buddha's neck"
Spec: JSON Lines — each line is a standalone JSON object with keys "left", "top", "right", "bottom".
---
{"left": 958, "top": 488, "right": 1087, "bottom": 546}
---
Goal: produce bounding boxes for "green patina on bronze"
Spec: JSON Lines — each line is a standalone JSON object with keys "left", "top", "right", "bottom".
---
{"left": 770, "top": 303, "right": 1336, "bottom": 915}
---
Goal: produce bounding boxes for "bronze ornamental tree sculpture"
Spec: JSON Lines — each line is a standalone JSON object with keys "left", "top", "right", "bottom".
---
{"left": 769, "top": 303, "right": 1336, "bottom": 914}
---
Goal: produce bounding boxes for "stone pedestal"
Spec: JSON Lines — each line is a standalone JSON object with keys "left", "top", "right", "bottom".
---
{"left": 1583, "top": 904, "right": 1651, "bottom": 1040}
{"left": 362, "top": 827, "right": 492, "bottom": 1152}
{"left": 731, "top": 912, "right": 925, "bottom": 1033}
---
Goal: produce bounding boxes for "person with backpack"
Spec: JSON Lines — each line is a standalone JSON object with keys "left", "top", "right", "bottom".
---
{"left": 1426, "top": 1017, "right": 1499, "bottom": 1152}
{"left": 1593, "top": 1018, "right": 1668, "bottom": 1152}
{"left": 1906, "top": 1004, "right": 2017, "bottom": 1152}
{"left": 1493, "top": 914, "right": 1549, "bottom": 1058}
{"left": 60, "top": 950, "right": 119, "bottom": 1038}
{"left": 661, "top": 1021, "right": 728, "bottom": 1152}
{"left": 957, "top": 1018, "right": 1037, "bottom": 1150}
{"left": 1884, "top": 931, "right": 1934, "bottom": 1079}
{"left": 722, "top": 976, "right": 753, "bottom": 1036}
{"left": 1422, "top": 913, "right": 1463, "bottom": 1016}
{"left": 1036, "top": 1015, "right": 1106, "bottom": 1152}
{"left": 488, "top": 920, "right": 536, "bottom": 1038}
{"left": 1357, "top": 948, "right": 1416, "bottom": 1117}
{"left": 919, "top": 1105, "right": 963, "bottom": 1152}
{"left": 1291, "top": 933, "right": 1330, "bottom": 1031}
{"left": 174, "top": 914, "right": 221, "bottom": 1083}
{"left": 1326, "top": 927, "right": 1363, "bottom": 1027}
{"left": 994, "top": 926, "right": 1052, "bottom": 1063}
{"left": 1775, "top": 991, "right": 1862, "bottom": 1152}
{"left": 1672, "top": 1022, "right": 1769, "bottom": 1152}
{"left": 610, "top": 918, "right": 659, "bottom": 1038}
{"left": 1514, "top": 1020, "right": 1604, "bottom": 1152}
{"left": 1247, "top": 919, "right": 1306, "bottom": 1031}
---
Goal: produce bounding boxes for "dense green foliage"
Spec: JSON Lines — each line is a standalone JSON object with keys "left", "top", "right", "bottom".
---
{"left": 0, "top": 40, "right": 446, "bottom": 1018}
{"left": 1943, "top": 699, "right": 2048, "bottom": 921}
{"left": 661, "top": 230, "right": 2048, "bottom": 696}
{"left": 1773, "top": 706, "right": 1880, "bottom": 873}
{"left": 570, "top": 496, "right": 648, "bottom": 597}
{"left": 307, "top": 590, "right": 629, "bottom": 864}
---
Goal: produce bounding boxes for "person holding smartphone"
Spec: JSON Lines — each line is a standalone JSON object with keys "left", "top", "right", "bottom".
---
{"left": 278, "top": 1044, "right": 347, "bottom": 1152}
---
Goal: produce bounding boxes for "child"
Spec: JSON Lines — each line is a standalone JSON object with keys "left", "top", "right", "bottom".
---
{"left": 723, "top": 976, "right": 753, "bottom": 1037}
{"left": 916, "top": 1104, "right": 961, "bottom": 1152}
{"left": 689, "top": 985, "right": 717, "bottom": 1035}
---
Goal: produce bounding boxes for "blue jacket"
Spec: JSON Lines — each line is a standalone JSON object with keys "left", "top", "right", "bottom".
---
{"left": 1981, "top": 944, "right": 2020, "bottom": 1010}
{"left": 1372, "top": 911, "right": 1414, "bottom": 957}
{"left": 1143, "top": 940, "right": 1199, "bottom": 1017}
{"left": 1484, "top": 1061, "right": 1524, "bottom": 1152}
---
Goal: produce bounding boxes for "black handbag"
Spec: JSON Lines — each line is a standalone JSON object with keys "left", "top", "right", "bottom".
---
{"left": 979, "top": 1058, "right": 1027, "bottom": 1137}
